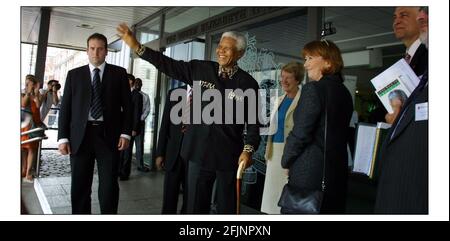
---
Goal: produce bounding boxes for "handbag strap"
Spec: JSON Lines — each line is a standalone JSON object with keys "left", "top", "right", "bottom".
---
{"left": 321, "top": 90, "right": 328, "bottom": 192}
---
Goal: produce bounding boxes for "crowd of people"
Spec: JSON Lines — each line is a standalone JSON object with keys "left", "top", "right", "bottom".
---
{"left": 21, "top": 6, "right": 429, "bottom": 215}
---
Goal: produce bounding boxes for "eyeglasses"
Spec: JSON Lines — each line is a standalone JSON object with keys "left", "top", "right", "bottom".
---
{"left": 321, "top": 38, "right": 329, "bottom": 46}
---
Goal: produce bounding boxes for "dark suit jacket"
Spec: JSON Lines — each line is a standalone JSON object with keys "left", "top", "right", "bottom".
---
{"left": 58, "top": 63, "right": 132, "bottom": 154}
{"left": 131, "top": 89, "right": 143, "bottom": 134}
{"left": 410, "top": 44, "right": 428, "bottom": 77}
{"left": 140, "top": 47, "right": 260, "bottom": 171}
{"left": 375, "top": 72, "right": 428, "bottom": 214}
{"left": 156, "top": 86, "right": 186, "bottom": 171}
{"left": 281, "top": 74, "right": 353, "bottom": 212}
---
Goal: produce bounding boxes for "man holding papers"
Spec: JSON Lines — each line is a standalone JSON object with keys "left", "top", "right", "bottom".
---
{"left": 374, "top": 7, "right": 429, "bottom": 214}
{"left": 385, "top": 7, "right": 428, "bottom": 123}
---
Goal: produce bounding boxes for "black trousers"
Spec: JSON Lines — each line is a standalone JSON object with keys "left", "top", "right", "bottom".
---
{"left": 162, "top": 156, "right": 187, "bottom": 214}
{"left": 70, "top": 123, "right": 120, "bottom": 214}
{"left": 134, "top": 121, "right": 146, "bottom": 169}
{"left": 187, "top": 161, "right": 236, "bottom": 214}
{"left": 119, "top": 135, "right": 136, "bottom": 178}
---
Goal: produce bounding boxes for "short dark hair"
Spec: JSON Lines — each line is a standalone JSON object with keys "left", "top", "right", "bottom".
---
{"left": 25, "top": 74, "right": 38, "bottom": 84}
{"left": 47, "top": 79, "right": 58, "bottom": 85}
{"left": 87, "top": 33, "right": 108, "bottom": 50}
{"left": 134, "top": 78, "right": 143, "bottom": 90}
{"left": 127, "top": 74, "right": 135, "bottom": 81}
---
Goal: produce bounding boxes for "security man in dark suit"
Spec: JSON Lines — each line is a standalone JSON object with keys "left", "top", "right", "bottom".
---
{"left": 375, "top": 7, "right": 429, "bottom": 214}
{"left": 58, "top": 33, "right": 132, "bottom": 214}
{"left": 155, "top": 85, "right": 189, "bottom": 214}
{"left": 118, "top": 24, "right": 260, "bottom": 214}
{"left": 119, "top": 74, "right": 143, "bottom": 180}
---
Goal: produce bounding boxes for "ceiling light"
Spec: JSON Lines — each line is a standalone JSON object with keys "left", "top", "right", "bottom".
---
{"left": 76, "top": 24, "right": 94, "bottom": 29}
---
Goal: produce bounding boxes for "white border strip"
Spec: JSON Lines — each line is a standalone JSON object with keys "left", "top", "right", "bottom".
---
{"left": 33, "top": 179, "right": 53, "bottom": 214}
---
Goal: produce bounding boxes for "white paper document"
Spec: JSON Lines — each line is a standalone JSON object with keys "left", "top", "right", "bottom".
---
{"left": 370, "top": 59, "right": 420, "bottom": 113}
{"left": 353, "top": 124, "right": 377, "bottom": 175}
{"left": 352, "top": 122, "right": 391, "bottom": 177}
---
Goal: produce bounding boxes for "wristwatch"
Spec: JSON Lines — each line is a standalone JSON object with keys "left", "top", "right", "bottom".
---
{"left": 135, "top": 44, "right": 146, "bottom": 56}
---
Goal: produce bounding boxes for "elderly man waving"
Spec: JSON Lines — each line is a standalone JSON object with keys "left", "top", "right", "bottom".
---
{"left": 117, "top": 24, "right": 260, "bottom": 214}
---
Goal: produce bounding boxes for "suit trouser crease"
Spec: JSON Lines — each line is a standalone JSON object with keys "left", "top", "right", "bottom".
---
{"left": 134, "top": 121, "right": 145, "bottom": 168}
{"left": 70, "top": 124, "right": 120, "bottom": 214}
{"left": 120, "top": 136, "right": 136, "bottom": 178}
{"left": 162, "top": 156, "right": 188, "bottom": 214}
{"left": 187, "top": 161, "right": 236, "bottom": 214}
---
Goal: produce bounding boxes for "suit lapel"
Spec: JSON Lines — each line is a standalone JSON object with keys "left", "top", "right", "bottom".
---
{"left": 390, "top": 70, "right": 428, "bottom": 142}
{"left": 390, "top": 104, "right": 414, "bottom": 142}
{"left": 410, "top": 44, "right": 427, "bottom": 75}
{"left": 270, "top": 94, "right": 285, "bottom": 121}
{"left": 269, "top": 88, "right": 300, "bottom": 129}
{"left": 102, "top": 63, "right": 109, "bottom": 94}
{"left": 285, "top": 87, "right": 301, "bottom": 118}
{"left": 81, "top": 65, "right": 92, "bottom": 118}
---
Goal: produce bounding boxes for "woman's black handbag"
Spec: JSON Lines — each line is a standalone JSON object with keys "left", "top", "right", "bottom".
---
{"left": 278, "top": 184, "right": 323, "bottom": 214}
{"left": 278, "top": 94, "right": 328, "bottom": 214}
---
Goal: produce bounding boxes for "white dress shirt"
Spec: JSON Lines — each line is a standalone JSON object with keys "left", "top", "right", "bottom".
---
{"left": 140, "top": 91, "right": 150, "bottom": 121}
{"left": 406, "top": 38, "right": 422, "bottom": 61}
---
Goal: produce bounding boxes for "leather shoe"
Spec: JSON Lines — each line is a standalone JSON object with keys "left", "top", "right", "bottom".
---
{"left": 22, "top": 177, "right": 34, "bottom": 184}
{"left": 137, "top": 167, "right": 150, "bottom": 172}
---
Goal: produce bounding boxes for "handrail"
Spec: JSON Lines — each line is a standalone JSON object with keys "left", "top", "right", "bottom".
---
{"left": 21, "top": 136, "right": 48, "bottom": 145}
{"left": 21, "top": 127, "right": 45, "bottom": 136}
{"left": 21, "top": 127, "right": 47, "bottom": 178}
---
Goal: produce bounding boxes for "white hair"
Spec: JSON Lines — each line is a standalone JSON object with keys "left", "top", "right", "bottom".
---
{"left": 221, "top": 31, "right": 247, "bottom": 53}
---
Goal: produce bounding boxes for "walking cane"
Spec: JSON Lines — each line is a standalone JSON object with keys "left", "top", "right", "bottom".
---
{"left": 236, "top": 161, "right": 246, "bottom": 214}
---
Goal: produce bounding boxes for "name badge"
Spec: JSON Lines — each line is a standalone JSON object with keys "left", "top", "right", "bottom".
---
{"left": 415, "top": 102, "right": 428, "bottom": 121}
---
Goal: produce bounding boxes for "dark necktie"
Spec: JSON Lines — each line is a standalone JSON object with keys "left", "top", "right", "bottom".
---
{"left": 416, "top": 70, "right": 428, "bottom": 91}
{"left": 404, "top": 53, "right": 412, "bottom": 64}
{"left": 181, "top": 88, "right": 193, "bottom": 133}
{"left": 91, "top": 68, "right": 103, "bottom": 120}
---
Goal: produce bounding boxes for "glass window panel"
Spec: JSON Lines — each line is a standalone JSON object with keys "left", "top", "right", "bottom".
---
{"left": 137, "top": 17, "right": 160, "bottom": 44}
{"left": 164, "top": 7, "right": 233, "bottom": 34}
{"left": 134, "top": 19, "right": 161, "bottom": 168}
{"left": 210, "top": 8, "right": 307, "bottom": 91}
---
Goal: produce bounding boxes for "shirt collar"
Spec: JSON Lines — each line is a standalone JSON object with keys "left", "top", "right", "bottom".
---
{"left": 406, "top": 38, "right": 421, "bottom": 58}
{"left": 218, "top": 64, "right": 239, "bottom": 79}
{"left": 89, "top": 61, "right": 106, "bottom": 74}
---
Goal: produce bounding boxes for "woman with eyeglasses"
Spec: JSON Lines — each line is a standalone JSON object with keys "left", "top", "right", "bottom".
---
{"left": 280, "top": 39, "right": 353, "bottom": 214}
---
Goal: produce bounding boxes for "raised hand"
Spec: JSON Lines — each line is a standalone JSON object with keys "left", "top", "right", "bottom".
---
{"left": 116, "top": 23, "right": 140, "bottom": 51}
